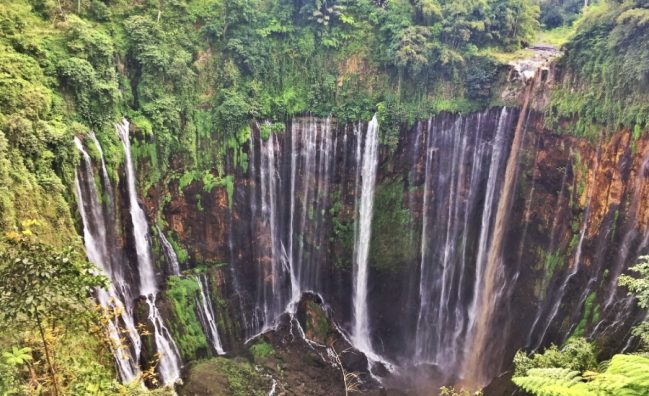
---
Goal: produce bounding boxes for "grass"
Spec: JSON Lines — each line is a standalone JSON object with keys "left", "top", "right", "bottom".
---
{"left": 535, "top": 25, "right": 577, "bottom": 48}
{"left": 250, "top": 340, "right": 276, "bottom": 361}
{"left": 480, "top": 47, "right": 535, "bottom": 64}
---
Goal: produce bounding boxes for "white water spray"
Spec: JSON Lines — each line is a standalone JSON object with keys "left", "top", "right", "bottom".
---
{"left": 351, "top": 115, "right": 380, "bottom": 355}
{"left": 116, "top": 119, "right": 181, "bottom": 385}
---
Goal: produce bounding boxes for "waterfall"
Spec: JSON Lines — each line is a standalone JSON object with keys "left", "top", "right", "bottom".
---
{"left": 464, "top": 108, "right": 511, "bottom": 349}
{"left": 412, "top": 109, "right": 514, "bottom": 379}
{"left": 351, "top": 115, "right": 379, "bottom": 356}
{"left": 528, "top": 141, "right": 602, "bottom": 351}
{"left": 463, "top": 108, "right": 508, "bottom": 381}
{"left": 88, "top": 131, "right": 114, "bottom": 207}
{"left": 158, "top": 226, "right": 181, "bottom": 276}
{"left": 74, "top": 137, "right": 141, "bottom": 383}
{"left": 248, "top": 118, "right": 335, "bottom": 334}
{"left": 603, "top": 153, "right": 649, "bottom": 309}
{"left": 255, "top": 128, "right": 289, "bottom": 330}
{"left": 464, "top": 77, "right": 535, "bottom": 383}
{"left": 116, "top": 119, "right": 181, "bottom": 385}
{"left": 195, "top": 274, "right": 226, "bottom": 355}
{"left": 414, "top": 118, "right": 436, "bottom": 362}
{"left": 145, "top": 294, "right": 183, "bottom": 383}
{"left": 116, "top": 120, "right": 157, "bottom": 296}
{"left": 525, "top": 156, "right": 571, "bottom": 348}
{"left": 289, "top": 117, "right": 334, "bottom": 303}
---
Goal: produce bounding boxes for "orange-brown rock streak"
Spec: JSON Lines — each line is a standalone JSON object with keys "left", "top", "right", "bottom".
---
{"left": 463, "top": 72, "right": 539, "bottom": 387}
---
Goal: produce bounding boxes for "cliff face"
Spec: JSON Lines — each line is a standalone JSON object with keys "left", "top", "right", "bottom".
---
{"left": 132, "top": 99, "right": 649, "bottom": 390}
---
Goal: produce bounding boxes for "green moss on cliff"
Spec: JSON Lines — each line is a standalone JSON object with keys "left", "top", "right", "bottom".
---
{"left": 370, "top": 180, "right": 416, "bottom": 272}
{"left": 165, "top": 276, "right": 209, "bottom": 361}
{"left": 572, "top": 291, "right": 600, "bottom": 338}
{"left": 250, "top": 341, "right": 276, "bottom": 361}
{"left": 548, "top": 1, "right": 649, "bottom": 139}
{"left": 180, "top": 357, "right": 270, "bottom": 396}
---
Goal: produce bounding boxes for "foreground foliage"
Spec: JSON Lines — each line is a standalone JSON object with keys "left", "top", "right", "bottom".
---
{"left": 514, "top": 354, "right": 649, "bottom": 395}
{"left": 619, "top": 256, "right": 649, "bottom": 349}
{"left": 513, "top": 256, "right": 649, "bottom": 395}
{"left": 0, "top": 228, "right": 109, "bottom": 394}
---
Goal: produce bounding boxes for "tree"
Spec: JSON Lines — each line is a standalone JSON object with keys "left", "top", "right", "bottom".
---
{"left": 487, "top": 0, "right": 540, "bottom": 49}
{"left": 619, "top": 255, "right": 649, "bottom": 348}
{"left": 513, "top": 337, "right": 598, "bottom": 377}
{"left": 393, "top": 25, "right": 433, "bottom": 74}
{"left": 0, "top": 229, "right": 107, "bottom": 395}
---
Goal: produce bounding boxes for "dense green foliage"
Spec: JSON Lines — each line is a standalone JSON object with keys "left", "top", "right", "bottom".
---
{"left": 180, "top": 357, "right": 271, "bottom": 396}
{"left": 513, "top": 354, "right": 649, "bottom": 395}
{"left": 2, "top": 0, "right": 545, "bottom": 209}
{"left": 513, "top": 255, "right": 649, "bottom": 395}
{"left": 619, "top": 255, "right": 649, "bottom": 349}
{"left": 549, "top": 0, "right": 649, "bottom": 139}
{"left": 0, "top": 229, "right": 115, "bottom": 394}
{"left": 370, "top": 180, "right": 416, "bottom": 271}
{"left": 513, "top": 338, "right": 598, "bottom": 377}
{"left": 165, "top": 276, "right": 209, "bottom": 361}
{"left": 249, "top": 340, "right": 276, "bottom": 361}
{"left": 4, "top": 0, "right": 647, "bottom": 393}
{"left": 539, "top": 0, "right": 585, "bottom": 28}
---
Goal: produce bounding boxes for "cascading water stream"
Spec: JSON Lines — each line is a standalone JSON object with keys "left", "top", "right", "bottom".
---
{"left": 412, "top": 109, "right": 514, "bottom": 380}
{"left": 158, "top": 226, "right": 181, "bottom": 276}
{"left": 255, "top": 128, "right": 288, "bottom": 330}
{"left": 74, "top": 137, "right": 141, "bottom": 383}
{"left": 116, "top": 119, "right": 181, "bottom": 385}
{"left": 208, "top": 108, "right": 644, "bottom": 387}
{"left": 603, "top": 153, "right": 649, "bottom": 309}
{"left": 414, "top": 118, "right": 436, "bottom": 362}
{"left": 290, "top": 117, "right": 334, "bottom": 305}
{"left": 249, "top": 118, "right": 336, "bottom": 334}
{"left": 464, "top": 74, "right": 537, "bottom": 384}
{"left": 117, "top": 120, "right": 157, "bottom": 296}
{"left": 351, "top": 115, "right": 380, "bottom": 357}
{"left": 529, "top": 141, "right": 603, "bottom": 351}
{"left": 524, "top": 156, "right": 571, "bottom": 348}
{"left": 460, "top": 108, "right": 512, "bottom": 378}
{"left": 88, "top": 132, "right": 114, "bottom": 208}
{"left": 195, "top": 274, "right": 226, "bottom": 355}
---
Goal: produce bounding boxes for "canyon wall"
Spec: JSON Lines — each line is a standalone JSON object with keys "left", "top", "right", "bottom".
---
{"left": 90, "top": 102, "right": 647, "bottom": 389}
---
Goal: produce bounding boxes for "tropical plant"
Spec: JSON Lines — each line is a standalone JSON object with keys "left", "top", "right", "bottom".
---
{"left": 619, "top": 255, "right": 649, "bottom": 348}
{"left": 0, "top": 230, "right": 107, "bottom": 395}
{"left": 513, "top": 354, "right": 649, "bottom": 395}
{"left": 513, "top": 255, "right": 649, "bottom": 395}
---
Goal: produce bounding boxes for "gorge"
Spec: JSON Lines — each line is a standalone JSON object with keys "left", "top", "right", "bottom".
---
{"left": 1, "top": 0, "right": 649, "bottom": 395}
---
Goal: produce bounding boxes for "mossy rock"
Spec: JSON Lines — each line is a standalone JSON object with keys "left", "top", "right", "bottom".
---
{"left": 179, "top": 357, "right": 271, "bottom": 396}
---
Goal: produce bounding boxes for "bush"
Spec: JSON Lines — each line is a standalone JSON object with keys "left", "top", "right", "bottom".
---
{"left": 513, "top": 337, "right": 598, "bottom": 377}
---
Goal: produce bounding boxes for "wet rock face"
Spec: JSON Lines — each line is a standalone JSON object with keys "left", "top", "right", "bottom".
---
{"left": 244, "top": 293, "right": 380, "bottom": 396}
{"left": 141, "top": 110, "right": 649, "bottom": 391}
{"left": 505, "top": 113, "right": 649, "bottom": 357}
{"left": 160, "top": 180, "right": 230, "bottom": 264}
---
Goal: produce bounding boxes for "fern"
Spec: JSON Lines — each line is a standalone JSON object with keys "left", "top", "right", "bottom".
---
{"left": 513, "top": 355, "right": 649, "bottom": 396}
{"left": 591, "top": 355, "right": 649, "bottom": 395}
{"left": 513, "top": 368, "right": 592, "bottom": 396}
